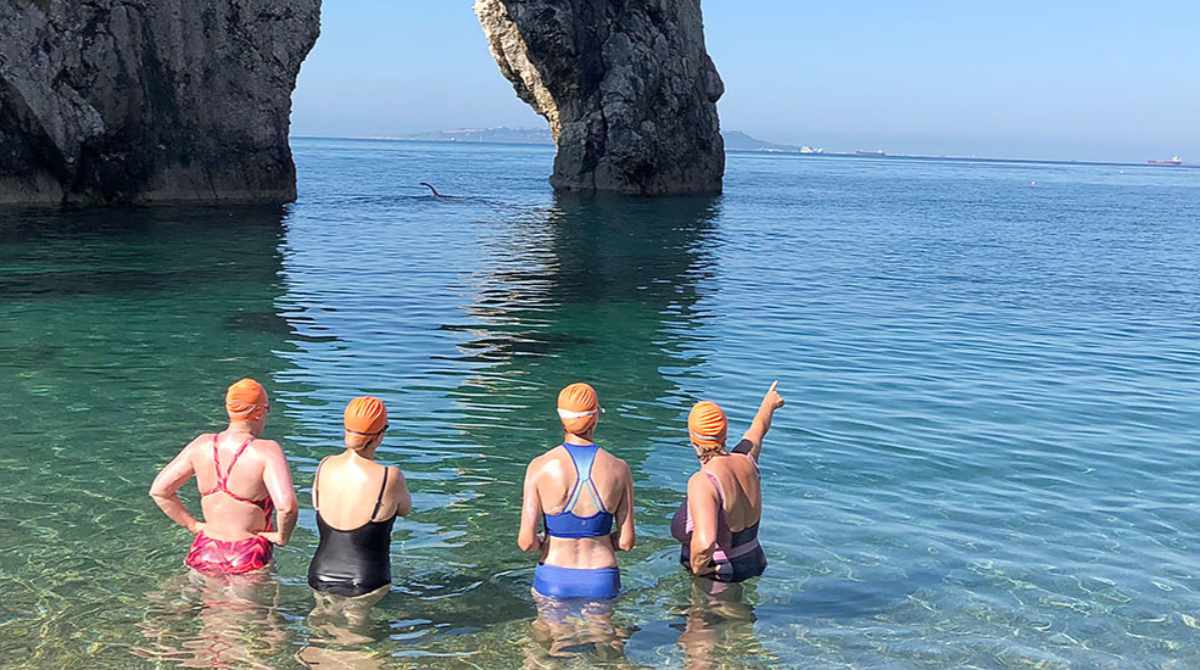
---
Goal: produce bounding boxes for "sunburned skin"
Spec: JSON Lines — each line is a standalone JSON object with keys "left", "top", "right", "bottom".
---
{"left": 152, "top": 431, "right": 297, "bottom": 542}
{"left": 149, "top": 380, "right": 299, "bottom": 551}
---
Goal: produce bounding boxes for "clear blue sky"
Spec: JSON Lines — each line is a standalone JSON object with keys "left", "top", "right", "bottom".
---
{"left": 291, "top": 1, "right": 1199, "bottom": 162}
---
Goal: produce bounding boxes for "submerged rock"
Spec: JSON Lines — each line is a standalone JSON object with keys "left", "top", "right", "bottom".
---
{"left": 475, "top": 0, "right": 725, "bottom": 195}
{"left": 0, "top": 0, "right": 320, "bottom": 205}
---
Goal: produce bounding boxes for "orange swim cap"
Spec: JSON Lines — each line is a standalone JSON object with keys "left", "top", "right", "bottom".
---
{"left": 557, "top": 383, "right": 599, "bottom": 435}
{"left": 688, "top": 401, "right": 727, "bottom": 449}
{"left": 225, "top": 378, "right": 268, "bottom": 420}
{"left": 344, "top": 396, "right": 388, "bottom": 435}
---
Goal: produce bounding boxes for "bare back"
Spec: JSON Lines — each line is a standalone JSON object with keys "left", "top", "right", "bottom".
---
{"left": 531, "top": 444, "right": 631, "bottom": 569}
{"left": 191, "top": 432, "right": 274, "bottom": 540}
{"left": 312, "top": 452, "right": 409, "bottom": 530}
{"left": 700, "top": 452, "right": 762, "bottom": 533}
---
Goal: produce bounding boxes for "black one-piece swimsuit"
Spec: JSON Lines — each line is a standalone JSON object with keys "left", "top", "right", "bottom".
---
{"left": 307, "top": 462, "right": 397, "bottom": 597}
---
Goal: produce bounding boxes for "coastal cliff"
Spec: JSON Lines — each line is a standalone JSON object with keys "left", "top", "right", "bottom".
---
{"left": 0, "top": 1, "right": 724, "bottom": 205}
{"left": 0, "top": 0, "right": 320, "bottom": 205}
{"left": 476, "top": 0, "right": 725, "bottom": 195}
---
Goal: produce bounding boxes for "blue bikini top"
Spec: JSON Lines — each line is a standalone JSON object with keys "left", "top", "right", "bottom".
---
{"left": 543, "top": 443, "right": 614, "bottom": 539}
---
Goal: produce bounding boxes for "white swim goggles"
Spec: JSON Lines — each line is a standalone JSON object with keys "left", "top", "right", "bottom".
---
{"left": 689, "top": 430, "right": 725, "bottom": 443}
{"left": 556, "top": 406, "right": 605, "bottom": 420}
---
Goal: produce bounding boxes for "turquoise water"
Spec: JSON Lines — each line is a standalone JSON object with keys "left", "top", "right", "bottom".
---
{"left": 1, "top": 138, "right": 1198, "bottom": 668}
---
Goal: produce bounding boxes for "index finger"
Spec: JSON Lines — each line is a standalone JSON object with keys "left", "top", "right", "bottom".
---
{"left": 768, "top": 380, "right": 779, "bottom": 393}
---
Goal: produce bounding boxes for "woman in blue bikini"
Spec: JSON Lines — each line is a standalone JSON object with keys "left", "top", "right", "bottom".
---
{"left": 518, "top": 383, "right": 636, "bottom": 600}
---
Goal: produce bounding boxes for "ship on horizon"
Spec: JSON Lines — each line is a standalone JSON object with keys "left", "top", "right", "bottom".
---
{"left": 1147, "top": 155, "right": 1183, "bottom": 166}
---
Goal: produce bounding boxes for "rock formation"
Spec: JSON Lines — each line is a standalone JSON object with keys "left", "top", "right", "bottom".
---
{"left": 475, "top": 0, "right": 725, "bottom": 195}
{"left": 0, "top": 0, "right": 725, "bottom": 205}
{"left": 0, "top": 0, "right": 320, "bottom": 205}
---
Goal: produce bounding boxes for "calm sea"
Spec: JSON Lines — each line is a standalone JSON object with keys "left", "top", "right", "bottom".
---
{"left": 0, "top": 138, "right": 1198, "bottom": 668}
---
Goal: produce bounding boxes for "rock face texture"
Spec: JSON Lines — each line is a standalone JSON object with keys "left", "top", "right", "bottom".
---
{"left": 476, "top": 0, "right": 725, "bottom": 195}
{"left": 0, "top": 0, "right": 320, "bottom": 205}
{"left": 1, "top": 0, "right": 722, "bottom": 205}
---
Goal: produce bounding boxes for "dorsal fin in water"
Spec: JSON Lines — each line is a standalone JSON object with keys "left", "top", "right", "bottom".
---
{"left": 419, "top": 182, "right": 442, "bottom": 197}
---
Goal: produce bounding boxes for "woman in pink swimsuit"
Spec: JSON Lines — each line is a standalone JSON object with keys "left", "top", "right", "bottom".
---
{"left": 150, "top": 378, "right": 298, "bottom": 575}
{"left": 671, "top": 381, "right": 784, "bottom": 584}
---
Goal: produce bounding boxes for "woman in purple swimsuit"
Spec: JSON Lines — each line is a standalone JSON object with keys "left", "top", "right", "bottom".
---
{"left": 671, "top": 381, "right": 785, "bottom": 583}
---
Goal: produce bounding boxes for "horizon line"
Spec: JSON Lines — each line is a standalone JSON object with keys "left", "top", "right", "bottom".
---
{"left": 288, "top": 134, "right": 1198, "bottom": 171}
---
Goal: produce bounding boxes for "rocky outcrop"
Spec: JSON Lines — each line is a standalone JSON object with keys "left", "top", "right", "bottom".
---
{"left": 476, "top": 0, "right": 725, "bottom": 195}
{"left": 0, "top": 0, "right": 320, "bottom": 205}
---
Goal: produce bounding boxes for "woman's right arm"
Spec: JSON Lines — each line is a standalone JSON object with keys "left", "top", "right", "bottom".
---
{"left": 149, "top": 437, "right": 202, "bottom": 534}
{"left": 613, "top": 460, "right": 636, "bottom": 552}
{"left": 517, "top": 459, "right": 543, "bottom": 553}
{"left": 687, "top": 474, "right": 720, "bottom": 576}
{"left": 735, "top": 381, "right": 785, "bottom": 462}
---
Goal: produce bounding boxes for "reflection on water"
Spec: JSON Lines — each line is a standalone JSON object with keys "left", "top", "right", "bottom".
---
{"left": 0, "top": 205, "right": 303, "bottom": 668}
{"left": 274, "top": 184, "right": 725, "bottom": 666}
{"left": 135, "top": 572, "right": 288, "bottom": 670}
{"left": 526, "top": 593, "right": 632, "bottom": 666}
{"left": 296, "top": 588, "right": 391, "bottom": 669}
{"left": 675, "top": 581, "right": 766, "bottom": 670}
{"left": 3, "top": 139, "right": 1200, "bottom": 668}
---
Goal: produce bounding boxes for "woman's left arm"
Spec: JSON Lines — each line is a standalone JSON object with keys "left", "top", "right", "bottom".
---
{"left": 149, "top": 437, "right": 202, "bottom": 534}
{"left": 390, "top": 467, "right": 413, "bottom": 518}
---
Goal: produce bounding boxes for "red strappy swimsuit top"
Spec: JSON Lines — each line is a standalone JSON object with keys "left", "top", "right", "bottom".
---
{"left": 200, "top": 434, "right": 275, "bottom": 530}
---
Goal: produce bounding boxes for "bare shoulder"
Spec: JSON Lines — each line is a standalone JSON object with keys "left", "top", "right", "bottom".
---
{"left": 600, "top": 449, "right": 631, "bottom": 476}
{"left": 687, "top": 470, "right": 715, "bottom": 496}
{"left": 523, "top": 451, "right": 547, "bottom": 481}
{"left": 251, "top": 438, "right": 286, "bottom": 459}
{"left": 182, "top": 433, "right": 214, "bottom": 460}
{"left": 186, "top": 433, "right": 214, "bottom": 451}
{"left": 528, "top": 445, "right": 562, "bottom": 469}
{"left": 386, "top": 464, "right": 406, "bottom": 485}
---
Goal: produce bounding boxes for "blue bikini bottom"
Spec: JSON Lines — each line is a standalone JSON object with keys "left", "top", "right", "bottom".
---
{"left": 533, "top": 563, "right": 621, "bottom": 600}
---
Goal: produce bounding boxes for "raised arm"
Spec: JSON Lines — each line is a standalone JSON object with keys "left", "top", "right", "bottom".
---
{"left": 612, "top": 460, "right": 636, "bottom": 552}
{"left": 149, "top": 436, "right": 203, "bottom": 534}
{"left": 517, "top": 459, "right": 544, "bottom": 553}
{"left": 258, "top": 440, "right": 298, "bottom": 546}
{"left": 733, "top": 381, "right": 785, "bottom": 462}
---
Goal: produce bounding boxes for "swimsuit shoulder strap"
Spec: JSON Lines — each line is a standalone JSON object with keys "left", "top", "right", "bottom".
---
{"left": 210, "top": 433, "right": 223, "bottom": 483}
{"left": 370, "top": 466, "right": 389, "bottom": 521}
{"left": 562, "top": 443, "right": 606, "bottom": 513}
{"left": 741, "top": 451, "right": 760, "bottom": 473}
{"left": 704, "top": 471, "right": 727, "bottom": 507}
{"left": 225, "top": 437, "right": 254, "bottom": 474}
{"left": 704, "top": 470, "right": 735, "bottom": 547}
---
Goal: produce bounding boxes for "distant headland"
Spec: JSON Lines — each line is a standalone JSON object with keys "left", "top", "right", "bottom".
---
{"left": 341, "top": 128, "right": 1195, "bottom": 169}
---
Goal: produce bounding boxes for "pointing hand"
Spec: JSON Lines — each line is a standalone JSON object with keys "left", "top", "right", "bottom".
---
{"left": 763, "top": 380, "right": 784, "bottom": 410}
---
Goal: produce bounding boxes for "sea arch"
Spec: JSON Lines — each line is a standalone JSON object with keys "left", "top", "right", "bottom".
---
{"left": 0, "top": 0, "right": 724, "bottom": 205}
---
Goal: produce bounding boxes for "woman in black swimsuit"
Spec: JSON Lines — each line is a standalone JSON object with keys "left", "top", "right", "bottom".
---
{"left": 307, "top": 396, "right": 411, "bottom": 606}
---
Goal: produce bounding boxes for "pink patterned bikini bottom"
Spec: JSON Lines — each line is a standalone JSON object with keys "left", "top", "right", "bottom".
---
{"left": 185, "top": 532, "right": 273, "bottom": 576}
